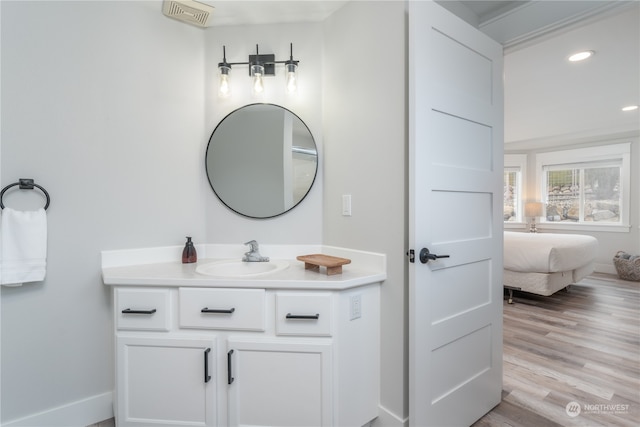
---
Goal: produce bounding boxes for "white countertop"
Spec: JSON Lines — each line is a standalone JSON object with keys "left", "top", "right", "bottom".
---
{"left": 101, "top": 244, "right": 386, "bottom": 291}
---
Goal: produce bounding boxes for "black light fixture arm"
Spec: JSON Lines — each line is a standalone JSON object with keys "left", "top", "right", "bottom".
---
{"left": 218, "top": 45, "right": 231, "bottom": 68}
{"left": 275, "top": 43, "right": 299, "bottom": 66}
{"left": 218, "top": 43, "right": 300, "bottom": 72}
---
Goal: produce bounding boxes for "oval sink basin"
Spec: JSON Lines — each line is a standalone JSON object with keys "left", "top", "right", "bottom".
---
{"left": 196, "top": 259, "right": 289, "bottom": 278}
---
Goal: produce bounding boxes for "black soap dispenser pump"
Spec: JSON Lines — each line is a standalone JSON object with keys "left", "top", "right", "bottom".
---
{"left": 182, "top": 236, "right": 197, "bottom": 264}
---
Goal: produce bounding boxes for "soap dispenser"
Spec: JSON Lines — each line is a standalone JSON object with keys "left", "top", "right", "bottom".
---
{"left": 182, "top": 236, "right": 197, "bottom": 263}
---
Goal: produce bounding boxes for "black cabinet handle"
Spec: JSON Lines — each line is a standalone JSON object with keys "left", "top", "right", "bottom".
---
{"left": 201, "top": 307, "right": 236, "bottom": 314}
{"left": 204, "top": 348, "right": 211, "bottom": 383}
{"left": 121, "top": 308, "right": 157, "bottom": 315}
{"left": 227, "top": 350, "right": 235, "bottom": 385}
{"left": 286, "top": 313, "right": 320, "bottom": 320}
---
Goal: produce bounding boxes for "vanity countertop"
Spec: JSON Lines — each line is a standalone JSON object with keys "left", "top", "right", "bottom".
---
{"left": 101, "top": 245, "right": 386, "bottom": 291}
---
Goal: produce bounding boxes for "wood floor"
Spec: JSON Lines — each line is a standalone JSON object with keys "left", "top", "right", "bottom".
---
{"left": 474, "top": 273, "right": 640, "bottom": 427}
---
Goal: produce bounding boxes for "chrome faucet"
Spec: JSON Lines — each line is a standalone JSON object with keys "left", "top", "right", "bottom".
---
{"left": 242, "top": 240, "right": 270, "bottom": 262}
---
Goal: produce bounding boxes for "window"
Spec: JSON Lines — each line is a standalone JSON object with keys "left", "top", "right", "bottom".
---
{"left": 504, "top": 168, "right": 521, "bottom": 222}
{"left": 544, "top": 161, "right": 621, "bottom": 223}
{"left": 504, "top": 154, "right": 526, "bottom": 223}
{"left": 536, "top": 143, "right": 631, "bottom": 232}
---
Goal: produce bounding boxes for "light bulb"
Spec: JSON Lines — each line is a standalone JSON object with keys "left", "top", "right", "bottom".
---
{"left": 217, "top": 47, "right": 231, "bottom": 98}
{"left": 284, "top": 44, "right": 299, "bottom": 95}
{"left": 219, "top": 73, "right": 230, "bottom": 97}
{"left": 285, "top": 63, "right": 297, "bottom": 93}
{"left": 253, "top": 73, "right": 264, "bottom": 93}
{"left": 251, "top": 64, "right": 265, "bottom": 94}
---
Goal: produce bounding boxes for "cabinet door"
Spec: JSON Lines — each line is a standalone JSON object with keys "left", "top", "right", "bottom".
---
{"left": 117, "top": 336, "right": 217, "bottom": 427}
{"left": 227, "top": 338, "right": 332, "bottom": 427}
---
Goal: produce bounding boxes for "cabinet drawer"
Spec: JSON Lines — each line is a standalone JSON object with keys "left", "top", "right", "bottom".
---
{"left": 115, "top": 288, "right": 171, "bottom": 331}
{"left": 179, "top": 288, "right": 265, "bottom": 331}
{"left": 275, "top": 292, "right": 332, "bottom": 336}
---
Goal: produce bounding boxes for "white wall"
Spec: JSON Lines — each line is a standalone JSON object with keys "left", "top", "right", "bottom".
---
{"left": 1, "top": 1, "right": 207, "bottom": 424}
{"left": 324, "top": 2, "right": 408, "bottom": 425}
{"left": 203, "top": 23, "right": 324, "bottom": 245}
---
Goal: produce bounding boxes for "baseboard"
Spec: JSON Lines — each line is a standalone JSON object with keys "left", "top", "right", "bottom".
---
{"left": 371, "top": 404, "right": 408, "bottom": 427}
{"left": 2, "top": 391, "right": 113, "bottom": 427}
{"left": 594, "top": 262, "right": 616, "bottom": 275}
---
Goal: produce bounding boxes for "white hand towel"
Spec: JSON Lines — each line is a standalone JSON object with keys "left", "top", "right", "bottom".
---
{"left": 0, "top": 208, "right": 47, "bottom": 286}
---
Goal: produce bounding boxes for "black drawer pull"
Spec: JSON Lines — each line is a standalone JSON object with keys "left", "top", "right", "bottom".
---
{"left": 286, "top": 313, "right": 320, "bottom": 320}
{"left": 227, "top": 349, "right": 235, "bottom": 385}
{"left": 121, "top": 308, "right": 157, "bottom": 315}
{"left": 202, "top": 307, "right": 236, "bottom": 314}
{"left": 204, "top": 348, "right": 211, "bottom": 383}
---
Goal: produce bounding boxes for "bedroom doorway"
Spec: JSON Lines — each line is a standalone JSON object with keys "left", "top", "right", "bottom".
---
{"left": 408, "top": 2, "right": 504, "bottom": 425}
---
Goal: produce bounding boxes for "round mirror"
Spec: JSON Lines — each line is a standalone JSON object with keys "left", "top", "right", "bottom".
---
{"left": 205, "top": 104, "right": 318, "bottom": 218}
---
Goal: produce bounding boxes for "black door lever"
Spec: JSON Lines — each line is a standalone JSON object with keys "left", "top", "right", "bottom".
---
{"left": 419, "top": 248, "right": 450, "bottom": 264}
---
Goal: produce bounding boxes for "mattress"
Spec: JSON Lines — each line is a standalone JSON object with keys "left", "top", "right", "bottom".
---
{"left": 504, "top": 231, "right": 598, "bottom": 273}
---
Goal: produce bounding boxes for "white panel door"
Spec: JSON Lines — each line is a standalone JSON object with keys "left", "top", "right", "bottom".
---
{"left": 408, "top": 1, "right": 504, "bottom": 426}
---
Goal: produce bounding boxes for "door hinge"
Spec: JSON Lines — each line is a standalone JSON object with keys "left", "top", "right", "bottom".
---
{"left": 407, "top": 249, "right": 415, "bottom": 263}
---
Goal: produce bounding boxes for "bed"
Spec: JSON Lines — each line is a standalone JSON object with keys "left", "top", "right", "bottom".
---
{"left": 503, "top": 231, "right": 599, "bottom": 302}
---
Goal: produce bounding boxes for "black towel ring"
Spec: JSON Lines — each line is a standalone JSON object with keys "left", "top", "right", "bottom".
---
{"left": 0, "top": 178, "right": 50, "bottom": 210}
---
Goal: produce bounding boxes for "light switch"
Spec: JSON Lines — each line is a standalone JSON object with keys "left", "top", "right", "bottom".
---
{"left": 342, "top": 195, "right": 352, "bottom": 216}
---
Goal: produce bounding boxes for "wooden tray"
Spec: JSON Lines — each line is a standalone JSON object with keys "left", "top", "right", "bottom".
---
{"left": 296, "top": 254, "right": 351, "bottom": 276}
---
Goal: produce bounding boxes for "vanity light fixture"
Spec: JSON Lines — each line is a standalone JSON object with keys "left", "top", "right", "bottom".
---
{"left": 217, "top": 43, "right": 299, "bottom": 97}
{"left": 568, "top": 50, "right": 594, "bottom": 62}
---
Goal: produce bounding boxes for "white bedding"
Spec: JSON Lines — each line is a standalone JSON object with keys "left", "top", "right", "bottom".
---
{"left": 504, "top": 231, "right": 598, "bottom": 273}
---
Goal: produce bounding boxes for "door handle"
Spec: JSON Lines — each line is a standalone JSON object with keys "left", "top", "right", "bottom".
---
{"left": 204, "top": 348, "right": 211, "bottom": 383}
{"left": 419, "top": 248, "right": 449, "bottom": 264}
{"left": 227, "top": 350, "right": 235, "bottom": 385}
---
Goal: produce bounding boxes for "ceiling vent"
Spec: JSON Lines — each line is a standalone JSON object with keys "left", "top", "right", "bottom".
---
{"left": 162, "top": 0, "right": 214, "bottom": 28}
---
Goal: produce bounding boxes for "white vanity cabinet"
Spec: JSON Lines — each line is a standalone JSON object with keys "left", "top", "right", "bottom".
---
{"left": 111, "top": 283, "right": 380, "bottom": 427}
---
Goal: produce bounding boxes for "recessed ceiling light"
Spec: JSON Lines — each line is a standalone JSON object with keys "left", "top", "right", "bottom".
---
{"left": 622, "top": 105, "right": 638, "bottom": 112}
{"left": 568, "top": 50, "right": 595, "bottom": 62}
